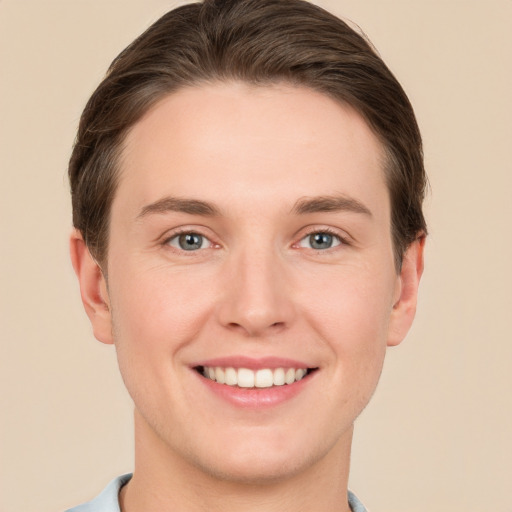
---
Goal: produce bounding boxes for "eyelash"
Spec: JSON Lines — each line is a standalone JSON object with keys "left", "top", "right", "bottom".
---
{"left": 162, "top": 227, "right": 349, "bottom": 253}
{"left": 163, "top": 229, "right": 216, "bottom": 252}
{"left": 295, "top": 227, "right": 349, "bottom": 251}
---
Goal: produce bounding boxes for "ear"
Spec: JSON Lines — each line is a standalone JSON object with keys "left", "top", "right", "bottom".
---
{"left": 387, "top": 236, "right": 425, "bottom": 347}
{"left": 70, "top": 229, "right": 113, "bottom": 344}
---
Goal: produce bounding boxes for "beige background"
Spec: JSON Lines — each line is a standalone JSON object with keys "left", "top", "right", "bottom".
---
{"left": 1, "top": 0, "right": 511, "bottom": 511}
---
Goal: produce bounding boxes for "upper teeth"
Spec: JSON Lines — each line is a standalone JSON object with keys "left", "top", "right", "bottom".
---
{"left": 202, "top": 367, "right": 308, "bottom": 388}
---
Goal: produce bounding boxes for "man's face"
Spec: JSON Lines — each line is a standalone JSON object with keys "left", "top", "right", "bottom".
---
{"left": 83, "top": 82, "right": 420, "bottom": 482}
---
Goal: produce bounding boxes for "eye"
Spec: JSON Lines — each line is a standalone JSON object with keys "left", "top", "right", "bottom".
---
{"left": 167, "top": 232, "right": 210, "bottom": 251}
{"left": 298, "top": 231, "right": 342, "bottom": 250}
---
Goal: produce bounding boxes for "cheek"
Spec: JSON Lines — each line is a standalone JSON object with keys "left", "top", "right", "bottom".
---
{"left": 108, "top": 268, "right": 214, "bottom": 414}
{"left": 110, "top": 265, "right": 215, "bottom": 346}
{"left": 298, "top": 264, "right": 395, "bottom": 380}
{"left": 301, "top": 261, "right": 395, "bottom": 335}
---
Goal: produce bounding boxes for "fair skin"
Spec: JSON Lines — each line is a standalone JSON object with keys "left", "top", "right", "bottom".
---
{"left": 71, "top": 82, "right": 424, "bottom": 512}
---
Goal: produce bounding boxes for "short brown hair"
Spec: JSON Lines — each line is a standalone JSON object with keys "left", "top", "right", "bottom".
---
{"left": 69, "top": 0, "right": 427, "bottom": 269}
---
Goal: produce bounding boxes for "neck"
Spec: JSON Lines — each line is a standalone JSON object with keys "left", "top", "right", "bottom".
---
{"left": 120, "top": 410, "right": 353, "bottom": 512}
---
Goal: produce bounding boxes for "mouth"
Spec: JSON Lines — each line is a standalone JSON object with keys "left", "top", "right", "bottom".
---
{"left": 194, "top": 365, "right": 318, "bottom": 389}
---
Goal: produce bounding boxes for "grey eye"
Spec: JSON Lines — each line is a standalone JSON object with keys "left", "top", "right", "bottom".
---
{"left": 169, "top": 233, "right": 208, "bottom": 251}
{"left": 299, "top": 232, "right": 341, "bottom": 250}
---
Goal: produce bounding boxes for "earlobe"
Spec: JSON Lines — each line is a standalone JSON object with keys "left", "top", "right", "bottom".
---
{"left": 387, "top": 235, "right": 425, "bottom": 347}
{"left": 70, "top": 229, "right": 114, "bottom": 345}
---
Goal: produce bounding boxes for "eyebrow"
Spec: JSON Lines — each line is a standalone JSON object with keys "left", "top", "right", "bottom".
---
{"left": 137, "top": 196, "right": 220, "bottom": 218}
{"left": 291, "top": 194, "right": 372, "bottom": 217}
{"left": 137, "top": 194, "right": 371, "bottom": 219}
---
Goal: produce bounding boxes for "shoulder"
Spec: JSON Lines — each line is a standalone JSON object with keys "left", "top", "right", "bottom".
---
{"left": 64, "top": 474, "right": 132, "bottom": 512}
{"left": 348, "top": 490, "right": 369, "bottom": 512}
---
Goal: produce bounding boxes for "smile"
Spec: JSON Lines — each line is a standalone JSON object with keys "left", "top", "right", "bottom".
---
{"left": 197, "top": 366, "right": 314, "bottom": 388}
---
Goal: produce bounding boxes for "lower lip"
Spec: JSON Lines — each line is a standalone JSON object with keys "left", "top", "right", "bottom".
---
{"left": 195, "top": 371, "right": 315, "bottom": 408}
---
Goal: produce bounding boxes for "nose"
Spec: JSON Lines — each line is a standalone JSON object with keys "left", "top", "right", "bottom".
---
{"left": 216, "top": 246, "right": 295, "bottom": 337}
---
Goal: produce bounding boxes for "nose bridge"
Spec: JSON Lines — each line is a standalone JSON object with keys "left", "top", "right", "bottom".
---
{"left": 217, "top": 238, "right": 294, "bottom": 336}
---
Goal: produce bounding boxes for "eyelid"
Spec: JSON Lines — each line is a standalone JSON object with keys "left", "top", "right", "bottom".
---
{"left": 159, "top": 224, "right": 352, "bottom": 252}
{"left": 167, "top": 232, "right": 210, "bottom": 250}
{"left": 161, "top": 226, "right": 219, "bottom": 251}
{"left": 292, "top": 226, "right": 352, "bottom": 249}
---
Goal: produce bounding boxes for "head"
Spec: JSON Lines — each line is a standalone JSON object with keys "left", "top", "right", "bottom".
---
{"left": 69, "top": 0, "right": 426, "bottom": 271}
{"left": 69, "top": 0, "right": 427, "bottom": 489}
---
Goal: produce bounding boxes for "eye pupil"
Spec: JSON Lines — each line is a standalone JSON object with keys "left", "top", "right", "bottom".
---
{"left": 179, "top": 233, "right": 203, "bottom": 250}
{"left": 310, "top": 233, "right": 333, "bottom": 250}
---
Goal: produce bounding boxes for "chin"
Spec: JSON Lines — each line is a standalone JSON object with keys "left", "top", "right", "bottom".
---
{"left": 184, "top": 426, "right": 342, "bottom": 486}
{"left": 193, "top": 450, "right": 313, "bottom": 486}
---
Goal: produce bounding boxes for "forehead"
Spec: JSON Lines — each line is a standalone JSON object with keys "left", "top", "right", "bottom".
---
{"left": 116, "top": 82, "right": 388, "bottom": 219}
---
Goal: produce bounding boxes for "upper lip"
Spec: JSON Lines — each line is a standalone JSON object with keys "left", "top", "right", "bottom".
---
{"left": 192, "top": 356, "right": 315, "bottom": 370}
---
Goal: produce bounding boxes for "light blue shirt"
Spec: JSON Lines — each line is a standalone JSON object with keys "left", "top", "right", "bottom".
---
{"left": 65, "top": 474, "right": 368, "bottom": 512}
